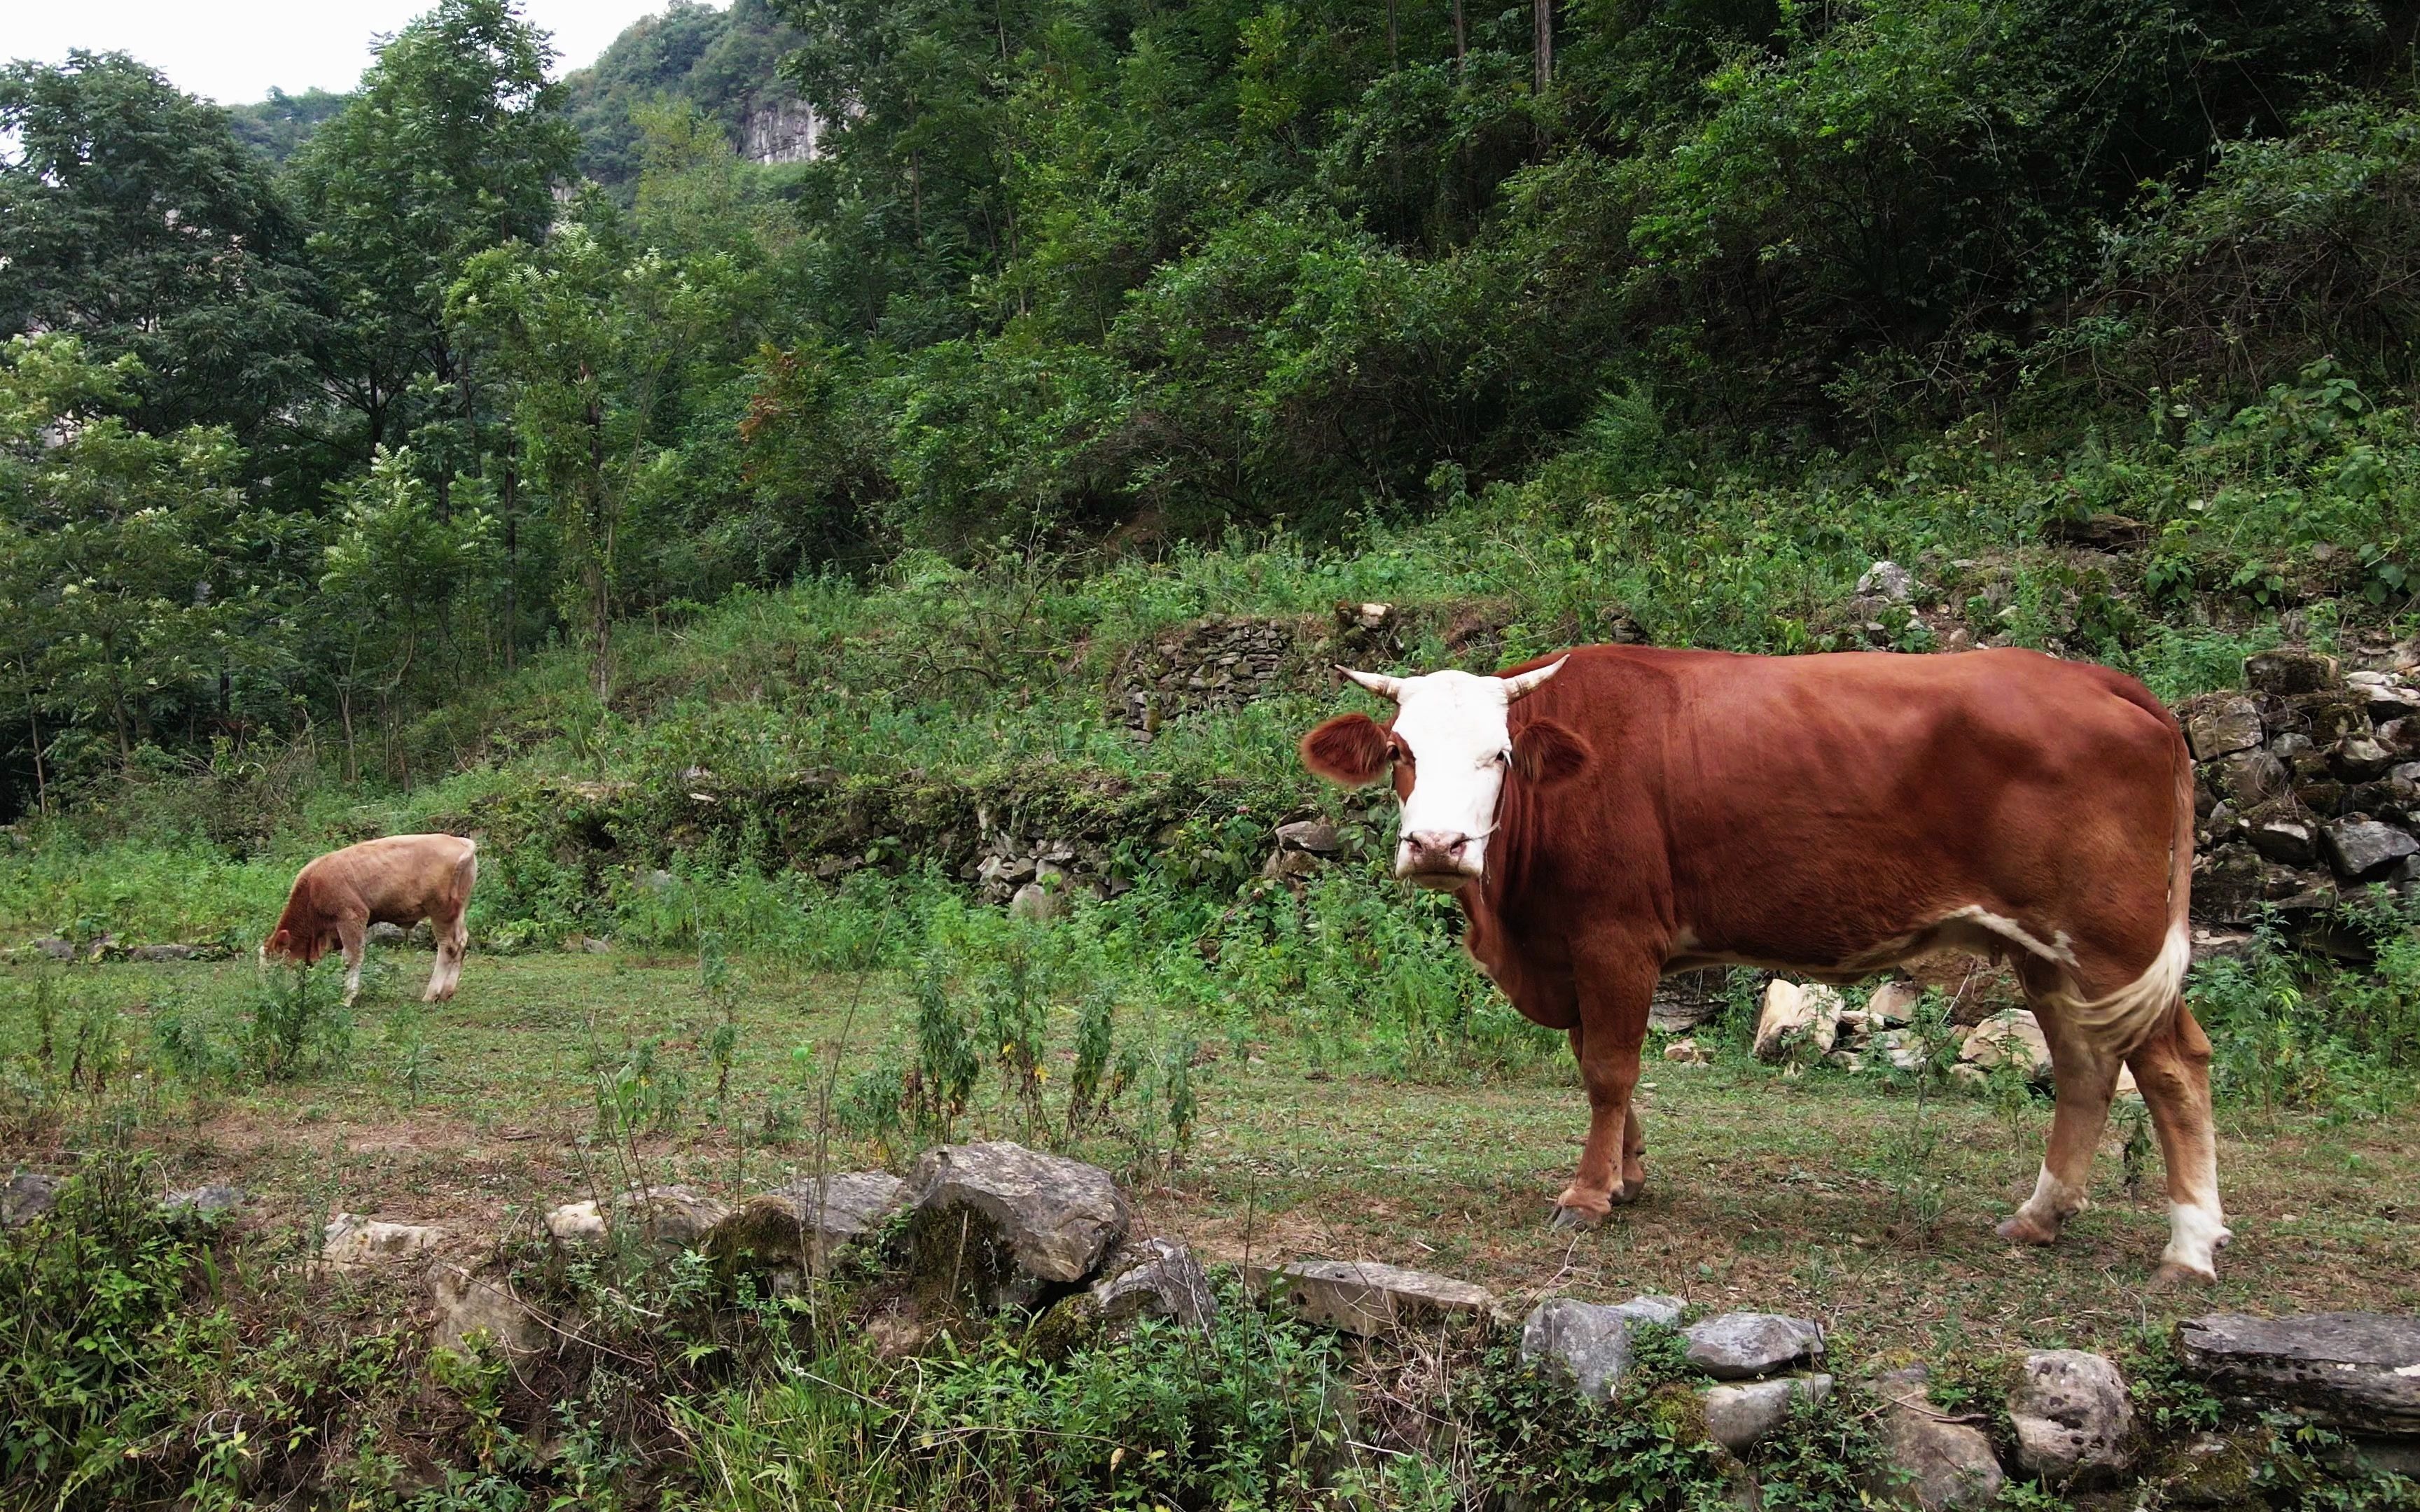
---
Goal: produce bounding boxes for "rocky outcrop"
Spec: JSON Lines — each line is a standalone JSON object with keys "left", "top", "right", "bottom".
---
{"left": 1263, "top": 1259, "right": 1495, "bottom": 1338}
{"left": 2178, "top": 1312, "right": 2420, "bottom": 1434}
{"left": 905, "top": 1141, "right": 1131, "bottom": 1308}
{"left": 2008, "top": 1349, "right": 2132, "bottom": 1483}
{"left": 741, "top": 96, "right": 819, "bottom": 164}
{"left": 2186, "top": 650, "right": 2420, "bottom": 936}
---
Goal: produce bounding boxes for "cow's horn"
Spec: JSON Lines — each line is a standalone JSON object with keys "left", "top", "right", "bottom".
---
{"left": 1336, "top": 666, "right": 1406, "bottom": 701}
{"left": 1500, "top": 657, "right": 1568, "bottom": 701}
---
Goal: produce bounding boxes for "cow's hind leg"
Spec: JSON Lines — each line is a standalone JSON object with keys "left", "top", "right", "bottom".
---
{"left": 1550, "top": 947, "right": 1656, "bottom": 1228}
{"left": 1997, "top": 959, "right": 2122, "bottom": 1247}
{"left": 2127, "top": 1000, "right": 2228, "bottom": 1284}
{"left": 426, "top": 913, "right": 466, "bottom": 1002}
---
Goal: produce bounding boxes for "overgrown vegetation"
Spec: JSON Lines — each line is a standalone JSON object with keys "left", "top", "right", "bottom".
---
{"left": 11, "top": 0, "right": 2420, "bottom": 1503}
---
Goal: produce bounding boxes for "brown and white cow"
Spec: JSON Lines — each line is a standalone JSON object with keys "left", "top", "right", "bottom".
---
{"left": 1301, "top": 645, "right": 2227, "bottom": 1283}
{"left": 260, "top": 834, "right": 479, "bottom": 1007}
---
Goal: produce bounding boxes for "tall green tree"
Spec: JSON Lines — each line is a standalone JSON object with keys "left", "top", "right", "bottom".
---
{"left": 288, "top": 0, "right": 577, "bottom": 471}
{"left": 317, "top": 448, "right": 498, "bottom": 782}
{"left": 0, "top": 337, "right": 291, "bottom": 775}
{"left": 452, "top": 220, "right": 739, "bottom": 696}
{"left": 0, "top": 53, "right": 319, "bottom": 448}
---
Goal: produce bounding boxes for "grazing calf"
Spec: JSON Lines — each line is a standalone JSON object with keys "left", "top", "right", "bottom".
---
{"left": 1301, "top": 645, "right": 2225, "bottom": 1284}
{"left": 260, "top": 834, "right": 478, "bottom": 1006}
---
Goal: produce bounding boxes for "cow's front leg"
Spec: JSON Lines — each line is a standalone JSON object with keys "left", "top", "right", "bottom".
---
{"left": 1550, "top": 950, "right": 1656, "bottom": 1228}
{"left": 336, "top": 919, "right": 368, "bottom": 1007}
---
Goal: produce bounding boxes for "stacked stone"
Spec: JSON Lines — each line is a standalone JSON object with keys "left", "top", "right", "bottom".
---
{"left": 1113, "top": 614, "right": 1309, "bottom": 738}
{"left": 2186, "top": 648, "right": 2420, "bottom": 930}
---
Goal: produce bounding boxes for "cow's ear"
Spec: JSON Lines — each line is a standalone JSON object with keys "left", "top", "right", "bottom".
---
{"left": 1300, "top": 713, "right": 1393, "bottom": 787}
{"left": 265, "top": 929, "right": 290, "bottom": 959}
{"left": 1512, "top": 718, "right": 1590, "bottom": 786}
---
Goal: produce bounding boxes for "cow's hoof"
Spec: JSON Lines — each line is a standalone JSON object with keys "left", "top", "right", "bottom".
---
{"left": 1994, "top": 1213, "right": 2062, "bottom": 1246}
{"left": 2150, "top": 1260, "right": 2218, "bottom": 1289}
{"left": 1548, "top": 1203, "right": 1605, "bottom": 1232}
{"left": 1608, "top": 1179, "right": 1647, "bottom": 1206}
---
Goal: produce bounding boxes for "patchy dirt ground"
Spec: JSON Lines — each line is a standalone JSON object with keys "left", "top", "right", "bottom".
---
{"left": 6, "top": 951, "right": 2416, "bottom": 1362}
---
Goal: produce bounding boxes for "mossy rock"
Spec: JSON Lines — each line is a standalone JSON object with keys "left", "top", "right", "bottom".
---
{"left": 2143, "top": 1429, "right": 2263, "bottom": 1509}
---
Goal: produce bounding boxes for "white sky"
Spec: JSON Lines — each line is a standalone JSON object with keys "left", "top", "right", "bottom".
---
{"left": 4, "top": 0, "right": 690, "bottom": 104}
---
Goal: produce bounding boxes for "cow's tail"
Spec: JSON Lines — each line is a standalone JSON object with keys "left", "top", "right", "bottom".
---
{"left": 2063, "top": 690, "right": 2195, "bottom": 1056}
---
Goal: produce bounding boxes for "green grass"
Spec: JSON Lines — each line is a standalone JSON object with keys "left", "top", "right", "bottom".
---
{"left": 8, "top": 948, "right": 2414, "bottom": 1366}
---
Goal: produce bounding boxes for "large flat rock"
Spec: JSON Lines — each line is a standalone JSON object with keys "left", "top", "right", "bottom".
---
{"left": 2177, "top": 1312, "right": 2420, "bottom": 1434}
{"left": 1683, "top": 1311, "right": 1824, "bottom": 1380}
{"left": 1264, "top": 1259, "right": 1495, "bottom": 1338}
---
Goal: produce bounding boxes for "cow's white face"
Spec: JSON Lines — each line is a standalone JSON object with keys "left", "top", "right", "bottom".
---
{"left": 1385, "top": 670, "right": 1523, "bottom": 885}
{"left": 1300, "top": 657, "right": 1583, "bottom": 890}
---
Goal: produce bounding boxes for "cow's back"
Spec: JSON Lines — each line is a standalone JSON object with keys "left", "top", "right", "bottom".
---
{"left": 1495, "top": 646, "right": 2183, "bottom": 969}
{"left": 294, "top": 834, "right": 478, "bottom": 925}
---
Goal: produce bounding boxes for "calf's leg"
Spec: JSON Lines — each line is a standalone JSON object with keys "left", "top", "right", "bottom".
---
{"left": 1998, "top": 966, "right": 2122, "bottom": 1246}
{"left": 1550, "top": 948, "right": 1656, "bottom": 1228}
{"left": 2126, "top": 1001, "right": 2228, "bottom": 1284}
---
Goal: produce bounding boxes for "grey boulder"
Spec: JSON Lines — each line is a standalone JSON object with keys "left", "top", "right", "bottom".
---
{"left": 2321, "top": 818, "right": 2419, "bottom": 880}
{"left": 1090, "top": 1238, "right": 1217, "bottom": 1329}
{"left": 1702, "top": 1373, "right": 1833, "bottom": 1455}
{"left": 1683, "top": 1311, "right": 1823, "bottom": 1380}
{"left": 1, "top": 1170, "right": 61, "bottom": 1229}
{"left": 431, "top": 1259, "right": 545, "bottom": 1359}
{"left": 1870, "top": 1366, "right": 2005, "bottom": 1508}
{"left": 2008, "top": 1349, "right": 2132, "bottom": 1483}
{"left": 708, "top": 1171, "right": 907, "bottom": 1275}
{"left": 322, "top": 1213, "right": 444, "bottom": 1268}
{"left": 2187, "top": 696, "right": 2264, "bottom": 760}
{"left": 163, "top": 1184, "right": 246, "bottom": 1216}
{"left": 1522, "top": 1297, "right": 1638, "bottom": 1400}
{"left": 906, "top": 1141, "right": 1130, "bottom": 1308}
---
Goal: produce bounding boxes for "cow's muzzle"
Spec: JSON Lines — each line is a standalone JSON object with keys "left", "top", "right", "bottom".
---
{"left": 1396, "top": 831, "right": 1482, "bottom": 888}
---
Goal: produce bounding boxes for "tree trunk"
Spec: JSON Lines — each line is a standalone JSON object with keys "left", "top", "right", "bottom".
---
{"left": 1454, "top": 0, "right": 1466, "bottom": 70}
{"left": 1386, "top": 0, "right": 1397, "bottom": 66}
{"left": 587, "top": 396, "right": 613, "bottom": 702}
{"left": 23, "top": 676, "right": 47, "bottom": 816}
{"left": 1534, "top": 0, "right": 1553, "bottom": 148}
{"left": 502, "top": 456, "right": 519, "bottom": 673}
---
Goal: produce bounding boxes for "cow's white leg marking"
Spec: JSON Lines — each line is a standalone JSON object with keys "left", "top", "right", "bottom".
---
{"left": 2129, "top": 997, "right": 2227, "bottom": 1284}
{"left": 2008, "top": 1163, "right": 2088, "bottom": 1236}
{"left": 2162, "top": 1200, "right": 2231, "bottom": 1281}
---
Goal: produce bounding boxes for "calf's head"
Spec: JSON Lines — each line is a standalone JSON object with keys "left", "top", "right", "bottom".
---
{"left": 1300, "top": 658, "right": 1589, "bottom": 888}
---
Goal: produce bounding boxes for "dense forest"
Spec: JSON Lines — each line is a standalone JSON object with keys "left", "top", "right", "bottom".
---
{"left": 3, "top": 0, "right": 2418, "bottom": 823}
